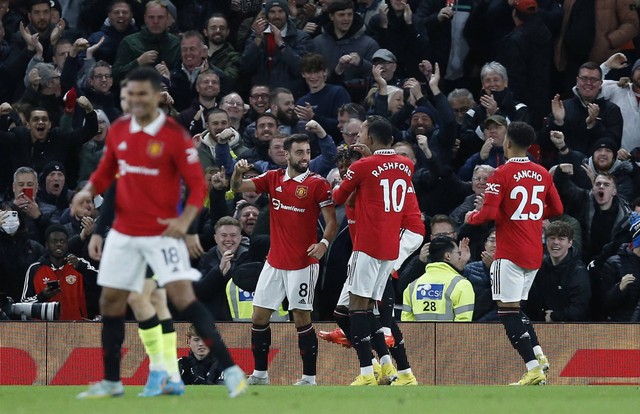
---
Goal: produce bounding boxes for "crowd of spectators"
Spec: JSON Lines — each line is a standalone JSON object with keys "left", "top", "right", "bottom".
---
{"left": 1, "top": 0, "right": 640, "bottom": 323}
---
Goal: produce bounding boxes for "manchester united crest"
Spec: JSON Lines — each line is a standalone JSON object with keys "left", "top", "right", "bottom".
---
{"left": 65, "top": 275, "right": 77, "bottom": 285}
{"left": 295, "top": 185, "right": 308, "bottom": 199}
{"left": 146, "top": 140, "right": 164, "bottom": 158}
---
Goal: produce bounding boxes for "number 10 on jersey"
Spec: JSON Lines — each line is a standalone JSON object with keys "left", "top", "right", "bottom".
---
{"left": 380, "top": 179, "right": 408, "bottom": 212}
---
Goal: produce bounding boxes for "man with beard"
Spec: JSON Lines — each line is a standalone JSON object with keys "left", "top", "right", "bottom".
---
{"left": 2, "top": 0, "right": 58, "bottom": 101}
{"left": 203, "top": 14, "right": 241, "bottom": 94}
{"left": 269, "top": 87, "right": 306, "bottom": 136}
{"left": 600, "top": 54, "right": 640, "bottom": 152}
{"left": 240, "top": 0, "right": 311, "bottom": 98}
{"left": 21, "top": 224, "right": 99, "bottom": 320}
{"left": 460, "top": 61, "right": 530, "bottom": 162}
{"left": 231, "top": 135, "right": 336, "bottom": 386}
{"left": 0, "top": 103, "right": 98, "bottom": 190}
{"left": 240, "top": 112, "right": 279, "bottom": 163}
{"left": 197, "top": 108, "right": 242, "bottom": 171}
{"left": 87, "top": 0, "right": 138, "bottom": 65}
{"left": 176, "top": 70, "right": 221, "bottom": 136}
{"left": 542, "top": 62, "right": 623, "bottom": 160}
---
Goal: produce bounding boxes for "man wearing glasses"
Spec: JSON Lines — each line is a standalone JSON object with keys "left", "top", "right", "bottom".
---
{"left": 543, "top": 61, "right": 623, "bottom": 159}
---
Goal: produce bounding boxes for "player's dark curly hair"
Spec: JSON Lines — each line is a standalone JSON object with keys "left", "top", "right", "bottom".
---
{"left": 506, "top": 121, "right": 536, "bottom": 149}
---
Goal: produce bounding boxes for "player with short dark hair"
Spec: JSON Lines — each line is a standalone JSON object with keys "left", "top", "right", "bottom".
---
{"left": 465, "top": 121, "right": 563, "bottom": 385}
{"left": 332, "top": 115, "right": 415, "bottom": 385}
{"left": 231, "top": 133, "right": 337, "bottom": 386}
{"left": 76, "top": 66, "right": 247, "bottom": 399}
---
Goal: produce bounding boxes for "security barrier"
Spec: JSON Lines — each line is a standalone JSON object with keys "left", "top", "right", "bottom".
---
{"left": 1, "top": 322, "right": 638, "bottom": 385}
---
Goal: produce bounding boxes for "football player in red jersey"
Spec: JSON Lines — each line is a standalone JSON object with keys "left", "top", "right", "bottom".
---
{"left": 76, "top": 67, "right": 247, "bottom": 399}
{"left": 333, "top": 116, "right": 415, "bottom": 385}
{"left": 231, "top": 134, "right": 337, "bottom": 386}
{"left": 466, "top": 122, "right": 563, "bottom": 385}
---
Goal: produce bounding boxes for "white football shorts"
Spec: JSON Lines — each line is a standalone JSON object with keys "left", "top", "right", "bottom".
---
{"left": 490, "top": 258, "right": 538, "bottom": 302}
{"left": 252, "top": 261, "right": 319, "bottom": 311}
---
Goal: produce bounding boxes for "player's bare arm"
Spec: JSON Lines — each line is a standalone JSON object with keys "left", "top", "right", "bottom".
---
{"left": 307, "top": 205, "right": 338, "bottom": 259}
{"left": 158, "top": 204, "right": 200, "bottom": 239}
{"left": 231, "top": 159, "right": 258, "bottom": 193}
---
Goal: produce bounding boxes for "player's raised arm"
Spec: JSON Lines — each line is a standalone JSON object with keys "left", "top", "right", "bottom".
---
{"left": 230, "top": 159, "right": 258, "bottom": 193}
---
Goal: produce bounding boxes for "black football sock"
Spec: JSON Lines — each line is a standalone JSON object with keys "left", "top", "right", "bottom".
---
{"left": 350, "top": 310, "right": 374, "bottom": 368}
{"left": 389, "top": 320, "right": 411, "bottom": 370}
{"left": 377, "top": 279, "right": 395, "bottom": 328}
{"left": 297, "top": 323, "right": 318, "bottom": 376}
{"left": 159, "top": 318, "right": 175, "bottom": 334}
{"left": 498, "top": 307, "right": 536, "bottom": 364}
{"left": 181, "top": 301, "right": 234, "bottom": 370}
{"left": 102, "top": 316, "right": 125, "bottom": 382}
{"left": 520, "top": 310, "right": 540, "bottom": 348}
{"left": 334, "top": 306, "right": 351, "bottom": 339}
{"left": 368, "top": 310, "right": 389, "bottom": 359}
{"left": 251, "top": 323, "right": 271, "bottom": 371}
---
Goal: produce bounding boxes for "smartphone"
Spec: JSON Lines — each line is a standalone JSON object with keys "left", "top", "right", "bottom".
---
{"left": 23, "top": 187, "right": 34, "bottom": 200}
{"left": 46, "top": 280, "right": 60, "bottom": 290}
{"left": 8, "top": 210, "right": 18, "bottom": 220}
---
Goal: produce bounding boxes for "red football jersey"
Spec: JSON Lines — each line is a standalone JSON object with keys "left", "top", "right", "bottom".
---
{"left": 401, "top": 191, "right": 425, "bottom": 236}
{"left": 333, "top": 149, "right": 414, "bottom": 260}
{"left": 252, "top": 169, "right": 333, "bottom": 270}
{"left": 30, "top": 261, "right": 93, "bottom": 320}
{"left": 90, "top": 112, "right": 206, "bottom": 236}
{"left": 467, "top": 157, "right": 563, "bottom": 269}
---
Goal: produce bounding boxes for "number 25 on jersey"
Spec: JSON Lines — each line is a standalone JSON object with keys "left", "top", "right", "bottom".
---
{"left": 510, "top": 185, "right": 544, "bottom": 221}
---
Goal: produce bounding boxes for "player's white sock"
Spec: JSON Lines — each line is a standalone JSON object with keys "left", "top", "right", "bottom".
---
{"left": 371, "top": 358, "right": 378, "bottom": 365}
{"left": 360, "top": 365, "right": 374, "bottom": 376}
{"left": 252, "top": 370, "right": 268, "bottom": 379}
{"left": 533, "top": 345, "right": 544, "bottom": 357}
{"left": 301, "top": 375, "right": 316, "bottom": 384}
{"left": 380, "top": 354, "right": 392, "bottom": 366}
{"left": 398, "top": 368, "right": 412, "bottom": 375}
{"left": 525, "top": 360, "right": 540, "bottom": 371}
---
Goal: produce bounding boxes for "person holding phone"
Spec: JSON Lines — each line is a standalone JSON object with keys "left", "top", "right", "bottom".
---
{"left": 11, "top": 166, "right": 52, "bottom": 244}
{"left": 21, "top": 224, "right": 99, "bottom": 320}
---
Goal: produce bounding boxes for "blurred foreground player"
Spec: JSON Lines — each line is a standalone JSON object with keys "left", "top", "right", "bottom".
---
{"left": 76, "top": 67, "right": 247, "bottom": 399}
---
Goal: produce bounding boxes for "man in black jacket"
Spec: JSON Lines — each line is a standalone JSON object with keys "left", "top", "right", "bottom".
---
{"left": 526, "top": 220, "right": 591, "bottom": 321}
{"left": 178, "top": 324, "right": 223, "bottom": 385}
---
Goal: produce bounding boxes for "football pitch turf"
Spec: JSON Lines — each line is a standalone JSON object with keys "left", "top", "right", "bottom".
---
{"left": 1, "top": 385, "right": 638, "bottom": 414}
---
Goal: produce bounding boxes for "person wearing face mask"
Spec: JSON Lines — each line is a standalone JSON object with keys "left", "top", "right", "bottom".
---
{"left": 0, "top": 204, "right": 44, "bottom": 303}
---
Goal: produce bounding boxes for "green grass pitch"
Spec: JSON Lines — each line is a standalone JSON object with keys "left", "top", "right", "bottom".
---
{"left": 1, "top": 386, "right": 639, "bottom": 414}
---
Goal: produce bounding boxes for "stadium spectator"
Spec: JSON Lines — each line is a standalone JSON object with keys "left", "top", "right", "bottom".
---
{"left": 10, "top": 166, "right": 55, "bottom": 244}
{"left": 462, "top": 228, "right": 498, "bottom": 321}
{"left": 112, "top": 0, "right": 181, "bottom": 83}
{"left": 525, "top": 220, "right": 591, "bottom": 322}
{"left": 167, "top": 31, "right": 209, "bottom": 112}
{"left": 269, "top": 87, "right": 307, "bottom": 136}
{"left": 600, "top": 54, "right": 640, "bottom": 152}
{"left": 542, "top": 62, "right": 623, "bottom": 159}
{"left": 175, "top": 70, "right": 221, "bottom": 136}
{"left": 178, "top": 324, "right": 224, "bottom": 385}
{"left": 78, "top": 110, "right": 109, "bottom": 182}
{"left": 240, "top": 0, "right": 311, "bottom": 98}
{"left": 197, "top": 108, "right": 240, "bottom": 171}
{"left": 401, "top": 235, "right": 474, "bottom": 321}
{"left": 450, "top": 164, "right": 495, "bottom": 229}
{"left": 193, "top": 217, "right": 250, "bottom": 322}
{"left": 36, "top": 161, "right": 71, "bottom": 225}
{"left": 21, "top": 223, "right": 99, "bottom": 320}
{"left": 459, "top": 62, "right": 529, "bottom": 162}
{"left": 203, "top": 14, "right": 241, "bottom": 94}
{"left": 245, "top": 85, "right": 271, "bottom": 125}
{"left": 70, "top": 61, "right": 121, "bottom": 128}
{"left": 240, "top": 112, "right": 279, "bottom": 163}
{"left": 0, "top": 100, "right": 98, "bottom": 189}
{"left": 0, "top": 203, "right": 45, "bottom": 302}
{"left": 219, "top": 93, "right": 248, "bottom": 133}
{"left": 339, "top": 118, "right": 362, "bottom": 146}
{"left": 600, "top": 212, "right": 640, "bottom": 321}
{"left": 296, "top": 53, "right": 351, "bottom": 139}
{"left": 458, "top": 115, "right": 508, "bottom": 181}
{"left": 87, "top": 0, "right": 138, "bottom": 65}
{"left": 311, "top": 0, "right": 379, "bottom": 101}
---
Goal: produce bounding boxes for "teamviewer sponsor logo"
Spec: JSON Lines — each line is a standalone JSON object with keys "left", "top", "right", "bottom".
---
{"left": 117, "top": 160, "right": 160, "bottom": 176}
{"left": 416, "top": 284, "right": 444, "bottom": 300}
{"left": 271, "top": 198, "right": 306, "bottom": 213}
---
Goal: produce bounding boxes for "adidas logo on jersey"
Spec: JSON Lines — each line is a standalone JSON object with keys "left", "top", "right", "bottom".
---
{"left": 117, "top": 141, "right": 127, "bottom": 151}
{"left": 276, "top": 186, "right": 283, "bottom": 192}
{"left": 298, "top": 299, "right": 306, "bottom": 304}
